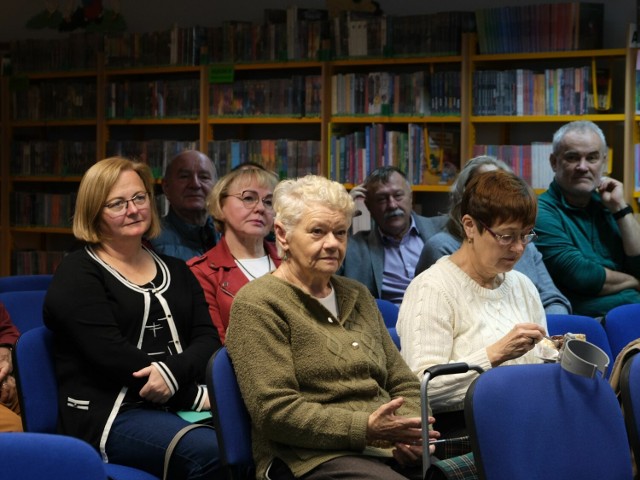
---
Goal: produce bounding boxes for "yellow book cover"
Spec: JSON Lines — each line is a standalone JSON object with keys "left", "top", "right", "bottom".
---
{"left": 422, "top": 126, "right": 459, "bottom": 185}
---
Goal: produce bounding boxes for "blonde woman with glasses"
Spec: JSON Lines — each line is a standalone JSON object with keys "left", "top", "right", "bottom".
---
{"left": 43, "top": 157, "right": 222, "bottom": 479}
{"left": 397, "top": 169, "right": 548, "bottom": 439}
{"left": 189, "top": 167, "right": 280, "bottom": 344}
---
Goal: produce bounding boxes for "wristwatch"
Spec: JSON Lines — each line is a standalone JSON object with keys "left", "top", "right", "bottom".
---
{"left": 613, "top": 205, "right": 633, "bottom": 221}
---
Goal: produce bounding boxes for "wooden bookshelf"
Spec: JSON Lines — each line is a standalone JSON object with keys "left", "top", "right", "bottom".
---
{"left": 205, "top": 60, "right": 325, "bottom": 177}
{"left": 466, "top": 31, "right": 629, "bottom": 192}
{"left": 1, "top": 12, "right": 639, "bottom": 275}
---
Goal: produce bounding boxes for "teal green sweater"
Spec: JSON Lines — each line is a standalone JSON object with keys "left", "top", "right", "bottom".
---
{"left": 226, "top": 274, "right": 421, "bottom": 479}
{"left": 535, "top": 181, "right": 640, "bottom": 316}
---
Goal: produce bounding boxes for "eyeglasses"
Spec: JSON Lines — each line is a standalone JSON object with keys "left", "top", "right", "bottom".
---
{"left": 478, "top": 220, "right": 537, "bottom": 246}
{"left": 104, "top": 192, "right": 149, "bottom": 216}
{"left": 226, "top": 190, "right": 273, "bottom": 211}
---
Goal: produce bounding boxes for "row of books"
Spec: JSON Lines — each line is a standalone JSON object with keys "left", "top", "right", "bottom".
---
{"left": 471, "top": 143, "right": 555, "bottom": 189}
{"left": 210, "top": 76, "right": 322, "bottom": 117}
{"left": 105, "top": 79, "right": 200, "bottom": 119}
{"left": 472, "top": 66, "right": 600, "bottom": 116}
{"left": 475, "top": 2, "right": 604, "bottom": 54}
{"left": 10, "top": 141, "right": 96, "bottom": 176}
{"left": 11, "top": 81, "right": 97, "bottom": 121}
{"left": 106, "top": 140, "right": 199, "bottom": 178}
{"left": 331, "top": 11, "right": 476, "bottom": 59}
{"left": 331, "top": 70, "right": 461, "bottom": 116}
{"left": 204, "top": 18, "right": 288, "bottom": 63}
{"left": 636, "top": 51, "right": 640, "bottom": 114}
{"left": 7, "top": 2, "right": 605, "bottom": 71}
{"left": 206, "top": 139, "right": 321, "bottom": 178}
{"left": 10, "top": 33, "right": 103, "bottom": 73}
{"left": 12, "top": 251, "right": 65, "bottom": 276}
{"left": 10, "top": 192, "right": 76, "bottom": 228}
{"left": 105, "top": 26, "right": 205, "bottom": 68}
{"left": 329, "top": 123, "right": 460, "bottom": 185}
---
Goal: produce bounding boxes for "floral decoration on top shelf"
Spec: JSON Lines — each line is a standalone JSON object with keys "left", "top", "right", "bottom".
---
{"left": 26, "top": 0, "right": 126, "bottom": 33}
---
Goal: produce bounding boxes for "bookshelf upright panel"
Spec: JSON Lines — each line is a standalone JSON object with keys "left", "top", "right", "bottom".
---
{"left": 0, "top": 77, "right": 9, "bottom": 276}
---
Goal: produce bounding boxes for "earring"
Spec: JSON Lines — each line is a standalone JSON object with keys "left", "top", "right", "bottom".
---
{"left": 282, "top": 251, "right": 289, "bottom": 261}
{"left": 468, "top": 237, "right": 473, "bottom": 244}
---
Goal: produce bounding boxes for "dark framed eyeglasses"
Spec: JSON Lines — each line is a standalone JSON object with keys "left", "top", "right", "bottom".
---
{"left": 478, "top": 220, "right": 537, "bottom": 246}
{"left": 226, "top": 190, "right": 273, "bottom": 211}
{"left": 104, "top": 192, "right": 149, "bottom": 216}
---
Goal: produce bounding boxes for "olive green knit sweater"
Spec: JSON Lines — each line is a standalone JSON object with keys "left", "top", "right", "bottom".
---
{"left": 226, "top": 274, "right": 421, "bottom": 479}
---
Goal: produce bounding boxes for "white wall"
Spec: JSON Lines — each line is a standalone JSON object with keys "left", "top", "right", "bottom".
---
{"left": 0, "top": 0, "right": 634, "bottom": 47}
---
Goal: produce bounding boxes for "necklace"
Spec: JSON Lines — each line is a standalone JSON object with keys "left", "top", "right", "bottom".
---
{"left": 232, "top": 254, "right": 272, "bottom": 280}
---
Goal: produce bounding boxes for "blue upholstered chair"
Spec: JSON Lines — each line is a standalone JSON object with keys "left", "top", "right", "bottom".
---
{"left": 375, "top": 298, "right": 399, "bottom": 328}
{"left": 604, "top": 304, "right": 640, "bottom": 363}
{"left": 546, "top": 313, "right": 613, "bottom": 376}
{"left": 14, "top": 326, "right": 159, "bottom": 480}
{"left": 465, "top": 363, "right": 632, "bottom": 480}
{"left": 620, "top": 353, "right": 640, "bottom": 474}
{"left": 387, "top": 327, "right": 401, "bottom": 350}
{"left": 0, "top": 290, "right": 47, "bottom": 333}
{"left": 206, "top": 347, "right": 254, "bottom": 480}
{"left": 375, "top": 298, "right": 401, "bottom": 349}
{"left": 0, "top": 274, "right": 52, "bottom": 292}
{"left": 0, "top": 432, "right": 108, "bottom": 480}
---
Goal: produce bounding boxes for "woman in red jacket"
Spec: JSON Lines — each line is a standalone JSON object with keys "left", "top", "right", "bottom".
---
{"left": 189, "top": 167, "right": 280, "bottom": 343}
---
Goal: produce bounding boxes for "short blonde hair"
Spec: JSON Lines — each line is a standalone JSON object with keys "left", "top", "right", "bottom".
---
{"left": 73, "top": 157, "right": 161, "bottom": 244}
{"left": 208, "top": 167, "right": 279, "bottom": 232}
{"left": 273, "top": 175, "right": 356, "bottom": 257}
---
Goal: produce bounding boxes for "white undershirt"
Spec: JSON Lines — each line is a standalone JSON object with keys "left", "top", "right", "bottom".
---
{"left": 235, "top": 255, "right": 274, "bottom": 281}
{"left": 314, "top": 283, "right": 339, "bottom": 318}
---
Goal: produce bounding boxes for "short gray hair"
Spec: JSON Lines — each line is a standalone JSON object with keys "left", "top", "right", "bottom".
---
{"left": 273, "top": 175, "right": 356, "bottom": 257}
{"left": 552, "top": 121, "right": 607, "bottom": 157}
{"left": 447, "top": 156, "right": 511, "bottom": 239}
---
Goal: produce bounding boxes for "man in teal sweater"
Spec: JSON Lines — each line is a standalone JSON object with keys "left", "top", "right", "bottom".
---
{"left": 535, "top": 121, "right": 640, "bottom": 317}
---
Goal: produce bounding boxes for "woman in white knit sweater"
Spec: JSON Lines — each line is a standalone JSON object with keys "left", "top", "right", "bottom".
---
{"left": 397, "top": 169, "right": 548, "bottom": 437}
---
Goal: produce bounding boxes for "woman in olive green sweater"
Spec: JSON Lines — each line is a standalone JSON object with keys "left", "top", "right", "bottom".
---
{"left": 226, "top": 175, "right": 440, "bottom": 480}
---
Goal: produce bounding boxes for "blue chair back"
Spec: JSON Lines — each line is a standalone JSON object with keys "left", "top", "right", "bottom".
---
{"left": 15, "top": 326, "right": 58, "bottom": 433}
{"left": 620, "top": 353, "right": 640, "bottom": 474}
{"left": 0, "top": 274, "right": 52, "bottom": 292}
{"left": 14, "top": 326, "right": 159, "bottom": 480}
{"left": 206, "top": 347, "right": 254, "bottom": 479}
{"left": 0, "top": 432, "right": 107, "bottom": 480}
{"left": 465, "top": 363, "right": 632, "bottom": 480}
{"left": 546, "top": 313, "right": 613, "bottom": 375}
{"left": 0, "top": 290, "right": 47, "bottom": 333}
{"left": 604, "top": 304, "right": 640, "bottom": 362}
{"left": 387, "top": 327, "right": 401, "bottom": 350}
{"left": 375, "top": 298, "right": 399, "bottom": 328}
